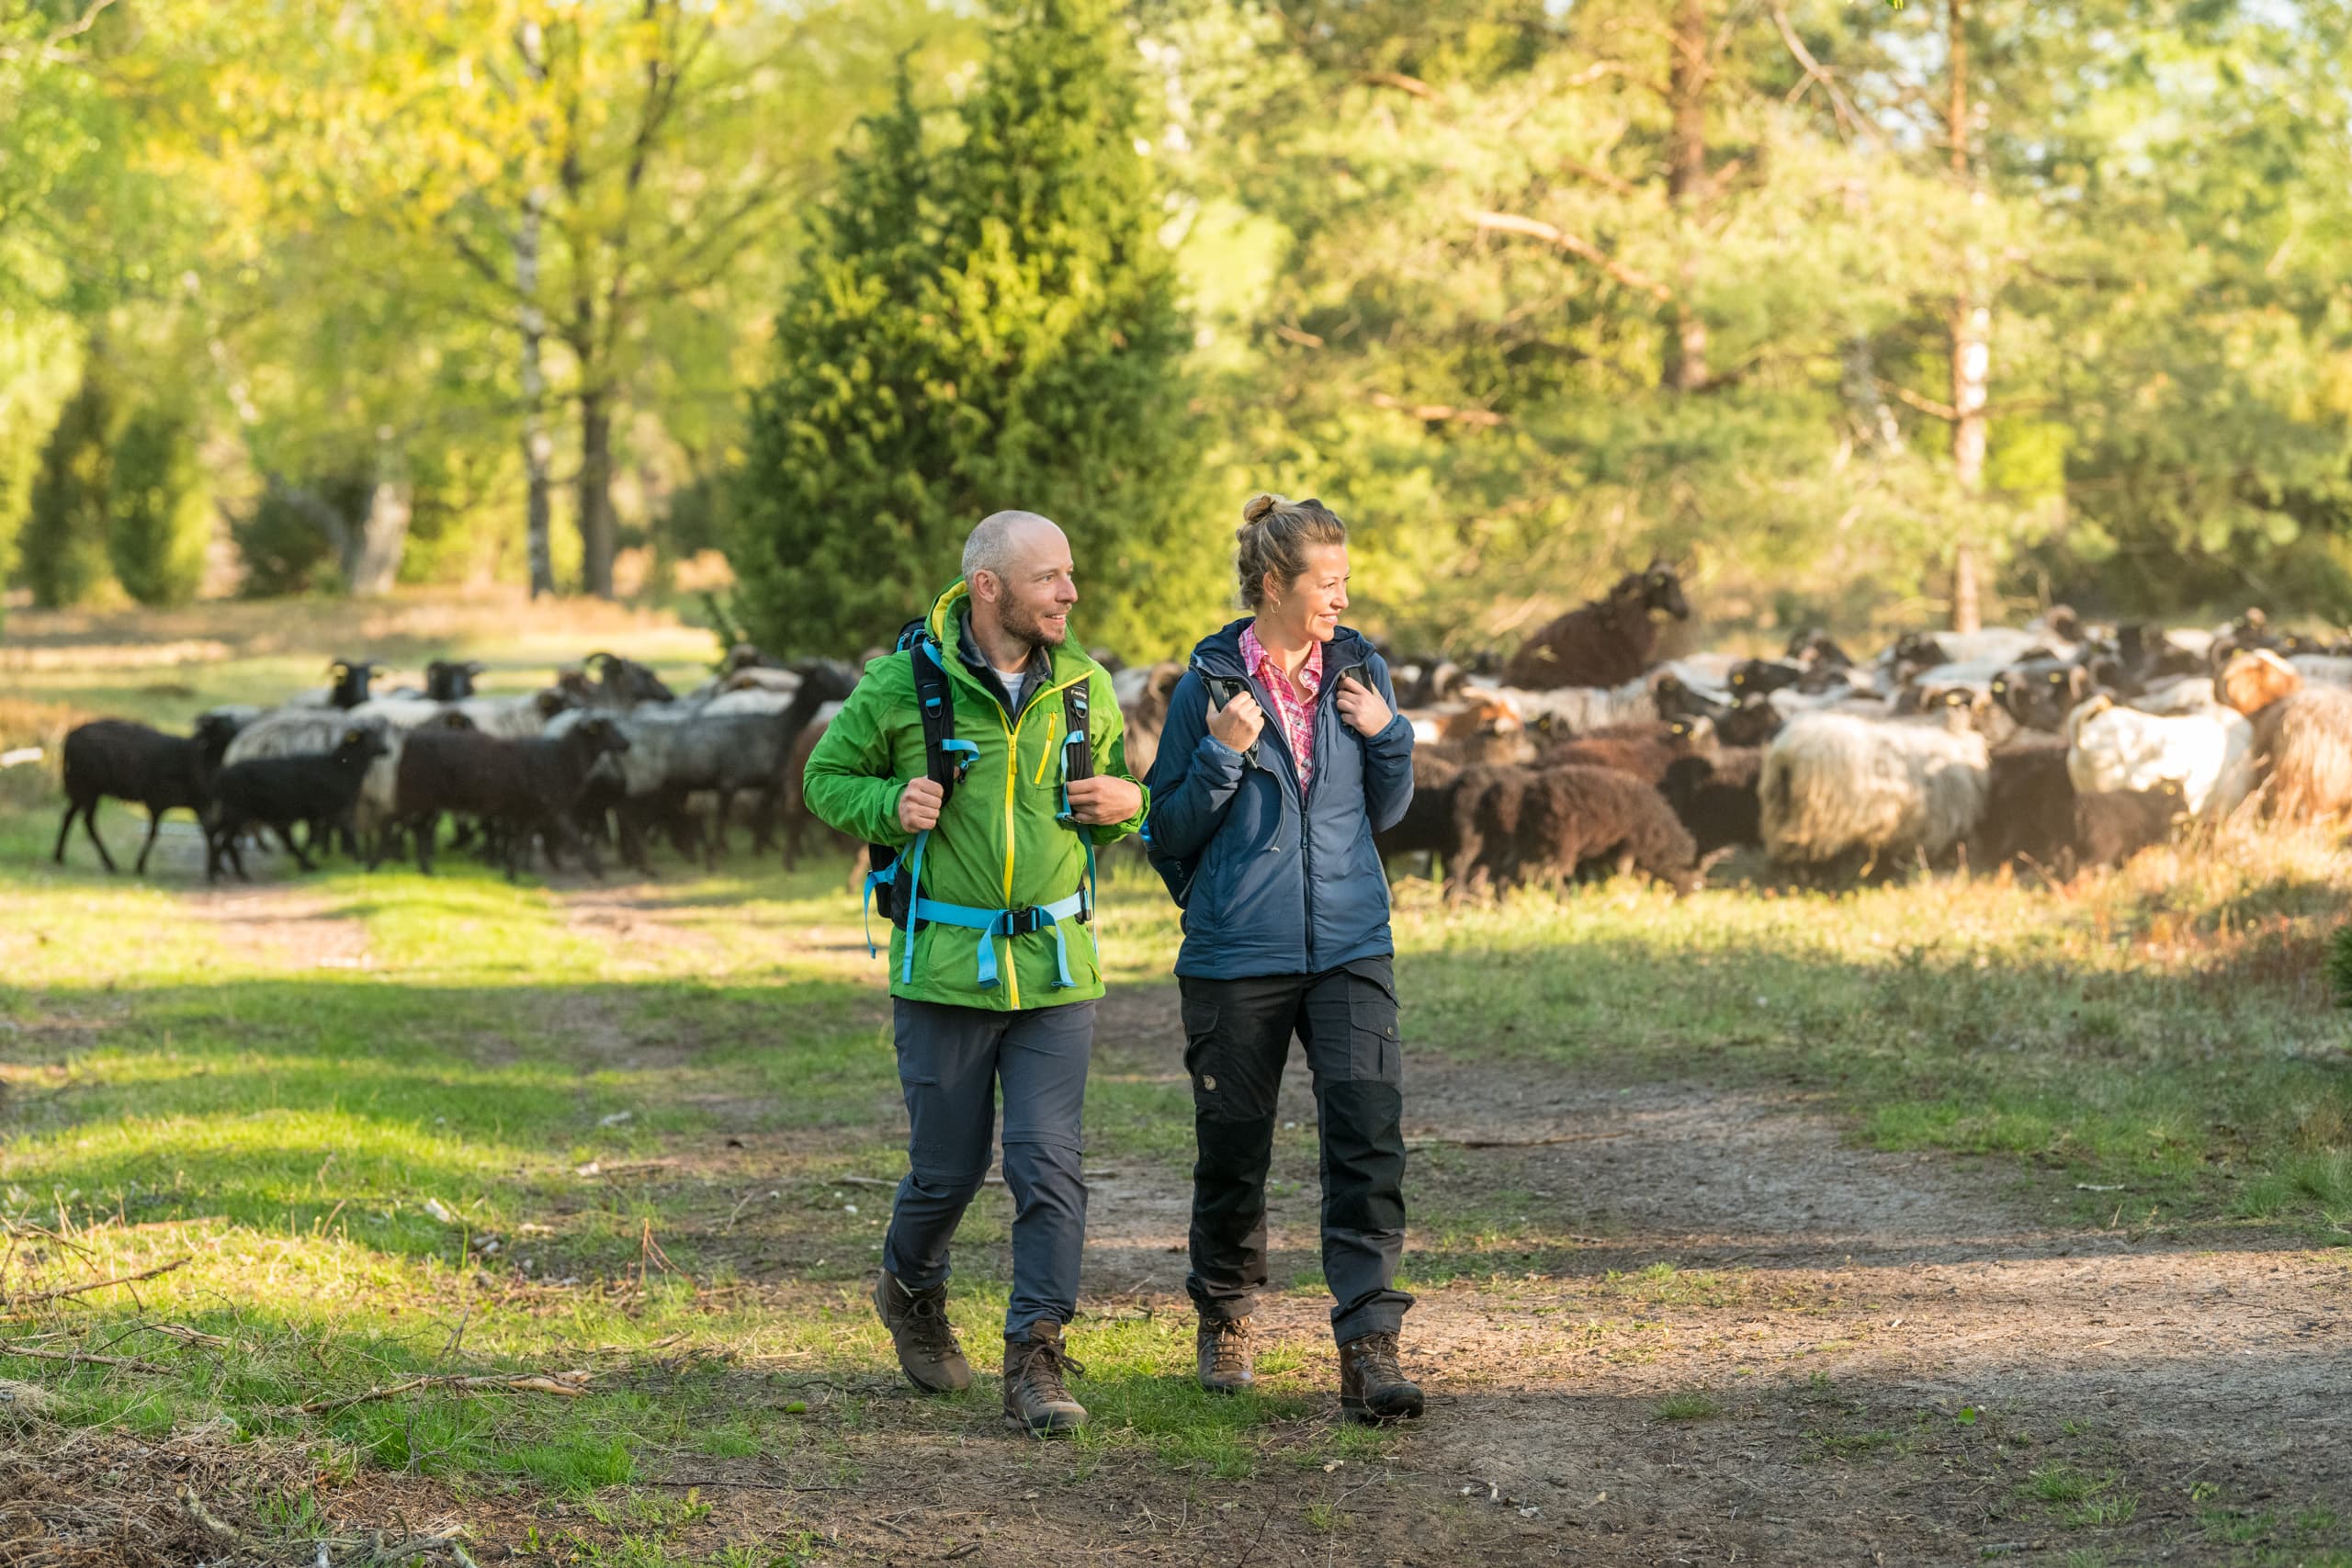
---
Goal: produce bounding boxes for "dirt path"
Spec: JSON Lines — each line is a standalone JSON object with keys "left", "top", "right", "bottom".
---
{"left": 85, "top": 879, "right": 2352, "bottom": 1564}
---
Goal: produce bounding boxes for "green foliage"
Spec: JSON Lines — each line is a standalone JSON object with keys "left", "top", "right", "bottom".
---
{"left": 232, "top": 479, "right": 356, "bottom": 598}
{"left": 18, "top": 357, "right": 120, "bottom": 608}
{"left": 105, "top": 404, "right": 210, "bottom": 607}
{"left": 732, "top": 0, "right": 1216, "bottom": 660}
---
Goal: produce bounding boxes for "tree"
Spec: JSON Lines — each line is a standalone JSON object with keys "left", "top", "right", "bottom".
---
{"left": 106, "top": 402, "right": 209, "bottom": 606}
{"left": 18, "top": 354, "right": 119, "bottom": 608}
{"left": 732, "top": 0, "right": 1214, "bottom": 659}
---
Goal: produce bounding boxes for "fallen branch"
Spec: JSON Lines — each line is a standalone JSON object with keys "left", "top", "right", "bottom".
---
{"left": 294, "top": 1369, "right": 592, "bottom": 1416}
{"left": 1405, "top": 1130, "right": 1634, "bottom": 1150}
{"left": 0, "top": 1340, "right": 174, "bottom": 1373}
{"left": 638, "top": 1477, "right": 846, "bottom": 1492}
{"left": 4, "top": 1255, "right": 189, "bottom": 1312}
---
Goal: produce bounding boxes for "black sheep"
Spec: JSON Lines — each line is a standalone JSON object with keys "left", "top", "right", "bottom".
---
{"left": 1972, "top": 734, "right": 2078, "bottom": 874}
{"left": 425, "top": 660, "right": 485, "bottom": 702}
{"left": 1728, "top": 659, "right": 1805, "bottom": 699}
{"left": 1990, "top": 658, "right": 2097, "bottom": 733}
{"left": 2075, "top": 779, "right": 2189, "bottom": 868}
{"left": 1449, "top": 761, "right": 1702, "bottom": 897}
{"left": 1499, "top": 563, "right": 1690, "bottom": 690}
{"left": 53, "top": 715, "right": 243, "bottom": 875}
{"left": 393, "top": 716, "right": 633, "bottom": 880}
{"left": 1660, "top": 746, "right": 1763, "bottom": 857}
{"left": 1375, "top": 750, "right": 1465, "bottom": 864}
{"left": 205, "top": 726, "right": 390, "bottom": 882}
{"left": 327, "top": 659, "right": 379, "bottom": 709}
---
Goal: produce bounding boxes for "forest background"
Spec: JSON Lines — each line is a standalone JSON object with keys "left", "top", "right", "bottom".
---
{"left": 3, "top": 0, "right": 2348, "bottom": 661}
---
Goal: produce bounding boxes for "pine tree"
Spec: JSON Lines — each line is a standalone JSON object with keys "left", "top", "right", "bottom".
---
{"left": 19, "top": 361, "right": 119, "bottom": 609}
{"left": 732, "top": 0, "right": 1213, "bottom": 659}
{"left": 106, "top": 405, "right": 210, "bottom": 607}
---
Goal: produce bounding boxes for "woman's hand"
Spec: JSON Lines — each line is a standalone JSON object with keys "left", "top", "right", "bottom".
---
{"left": 1208, "top": 691, "right": 1266, "bottom": 754}
{"left": 1335, "top": 675, "right": 1393, "bottom": 738}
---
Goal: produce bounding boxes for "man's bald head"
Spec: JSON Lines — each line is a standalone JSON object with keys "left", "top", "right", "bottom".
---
{"left": 963, "top": 510, "right": 1079, "bottom": 652}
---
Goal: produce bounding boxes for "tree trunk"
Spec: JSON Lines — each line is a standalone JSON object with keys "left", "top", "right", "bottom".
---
{"left": 1661, "top": 0, "right": 1711, "bottom": 393}
{"left": 1842, "top": 335, "right": 1905, "bottom": 456}
{"left": 1943, "top": 0, "right": 1987, "bottom": 635}
{"left": 517, "top": 20, "right": 556, "bottom": 599}
{"left": 348, "top": 435, "right": 411, "bottom": 598}
{"left": 577, "top": 388, "right": 616, "bottom": 599}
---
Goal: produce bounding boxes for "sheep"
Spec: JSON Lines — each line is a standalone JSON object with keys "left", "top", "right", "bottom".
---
{"left": 1971, "top": 733, "right": 2077, "bottom": 873}
{"left": 1989, "top": 657, "right": 2099, "bottom": 734}
{"left": 1499, "top": 561, "right": 1690, "bottom": 690}
{"left": 1717, "top": 694, "right": 1789, "bottom": 748}
{"left": 1728, "top": 659, "right": 1805, "bottom": 699}
{"left": 295, "top": 659, "right": 379, "bottom": 709}
{"left": 1408, "top": 689, "right": 1531, "bottom": 762}
{"left": 1535, "top": 727, "right": 1677, "bottom": 786}
{"left": 2115, "top": 624, "right": 2206, "bottom": 692}
{"left": 582, "top": 650, "right": 676, "bottom": 706}
{"left": 1388, "top": 658, "right": 1468, "bottom": 709}
{"left": 2063, "top": 694, "right": 2254, "bottom": 821}
{"left": 2075, "top": 780, "right": 2190, "bottom": 868}
{"left": 2131, "top": 674, "right": 2222, "bottom": 716}
{"left": 2216, "top": 649, "right": 2352, "bottom": 821}
{"left": 1758, "top": 699, "right": 1991, "bottom": 875}
{"left": 390, "top": 716, "right": 633, "bottom": 879}
{"left": 205, "top": 726, "right": 390, "bottom": 882}
{"left": 1448, "top": 761, "right": 1702, "bottom": 897}
{"left": 424, "top": 660, "right": 485, "bottom": 702}
{"left": 1495, "top": 676, "right": 1657, "bottom": 738}
{"left": 2289, "top": 654, "right": 2352, "bottom": 689}
{"left": 1890, "top": 627, "right": 2051, "bottom": 678}
{"left": 1375, "top": 749, "right": 1465, "bottom": 868}
{"left": 1660, "top": 745, "right": 1763, "bottom": 857}
{"left": 451, "top": 688, "right": 577, "bottom": 740}
{"left": 1784, "top": 629, "right": 1855, "bottom": 669}
{"left": 777, "top": 702, "right": 854, "bottom": 871}
{"left": 1114, "top": 660, "right": 1185, "bottom": 780}
{"left": 52, "top": 715, "right": 243, "bottom": 875}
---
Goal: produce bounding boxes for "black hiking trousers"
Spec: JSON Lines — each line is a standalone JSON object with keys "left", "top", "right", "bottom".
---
{"left": 1178, "top": 956, "right": 1413, "bottom": 1345}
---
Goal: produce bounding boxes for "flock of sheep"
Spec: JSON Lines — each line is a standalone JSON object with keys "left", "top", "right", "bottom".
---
{"left": 40, "top": 565, "right": 2352, "bottom": 895}
{"left": 1374, "top": 568, "right": 2352, "bottom": 895}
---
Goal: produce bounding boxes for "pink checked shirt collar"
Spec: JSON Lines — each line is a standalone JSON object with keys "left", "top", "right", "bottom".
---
{"left": 1239, "top": 623, "right": 1322, "bottom": 785}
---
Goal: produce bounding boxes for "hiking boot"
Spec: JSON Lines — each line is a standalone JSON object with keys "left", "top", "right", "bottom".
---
{"left": 872, "top": 1271, "right": 972, "bottom": 1393}
{"left": 1196, "top": 1315, "right": 1254, "bottom": 1394}
{"left": 1001, "top": 1321, "right": 1088, "bottom": 1436}
{"left": 1339, "top": 1331, "right": 1424, "bottom": 1424}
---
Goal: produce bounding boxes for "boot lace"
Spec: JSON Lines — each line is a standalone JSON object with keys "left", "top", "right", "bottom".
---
{"left": 1350, "top": 1331, "right": 1404, "bottom": 1385}
{"left": 1012, "top": 1336, "right": 1086, "bottom": 1403}
{"left": 1202, "top": 1317, "right": 1252, "bottom": 1378}
{"left": 901, "top": 1287, "right": 962, "bottom": 1360}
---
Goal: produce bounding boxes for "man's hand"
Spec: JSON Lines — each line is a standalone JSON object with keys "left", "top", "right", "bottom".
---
{"left": 1064, "top": 774, "right": 1143, "bottom": 826}
{"left": 898, "top": 776, "right": 944, "bottom": 833}
{"left": 1335, "top": 674, "right": 1393, "bottom": 738}
{"left": 1207, "top": 691, "right": 1266, "bottom": 754}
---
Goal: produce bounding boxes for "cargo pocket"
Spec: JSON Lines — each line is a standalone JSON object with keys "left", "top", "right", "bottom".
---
{"left": 1345, "top": 981, "right": 1402, "bottom": 1087}
{"left": 1180, "top": 994, "right": 1238, "bottom": 1114}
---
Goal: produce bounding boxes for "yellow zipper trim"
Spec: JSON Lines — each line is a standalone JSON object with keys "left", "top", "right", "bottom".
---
{"left": 1034, "top": 711, "right": 1061, "bottom": 785}
{"left": 997, "top": 671, "right": 1088, "bottom": 1011}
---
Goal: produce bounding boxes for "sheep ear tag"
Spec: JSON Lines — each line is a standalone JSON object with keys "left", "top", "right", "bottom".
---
{"left": 343, "top": 728, "right": 364, "bottom": 746}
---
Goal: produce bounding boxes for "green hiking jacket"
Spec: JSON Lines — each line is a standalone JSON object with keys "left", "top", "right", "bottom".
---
{"left": 802, "top": 579, "right": 1148, "bottom": 1010}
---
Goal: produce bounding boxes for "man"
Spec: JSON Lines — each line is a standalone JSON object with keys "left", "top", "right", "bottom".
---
{"left": 802, "top": 511, "right": 1148, "bottom": 1436}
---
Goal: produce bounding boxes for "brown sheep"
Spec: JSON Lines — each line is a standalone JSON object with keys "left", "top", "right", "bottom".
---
{"left": 1114, "top": 661, "right": 1185, "bottom": 779}
{"left": 1448, "top": 761, "right": 1702, "bottom": 898}
{"left": 2217, "top": 649, "right": 2352, "bottom": 821}
{"left": 1498, "top": 563, "right": 1690, "bottom": 690}
{"left": 1535, "top": 721, "right": 1679, "bottom": 785}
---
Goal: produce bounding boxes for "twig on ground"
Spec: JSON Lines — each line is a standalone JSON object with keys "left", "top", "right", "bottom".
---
{"left": 292, "top": 1369, "right": 592, "bottom": 1416}
{"left": 638, "top": 1477, "right": 846, "bottom": 1492}
{"left": 1405, "top": 1130, "right": 1634, "bottom": 1150}
{"left": 0, "top": 1339, "right": 174, "bottom": 1372}
{"left": 3, "top": 1255, "right": 190, "bottom": 1312}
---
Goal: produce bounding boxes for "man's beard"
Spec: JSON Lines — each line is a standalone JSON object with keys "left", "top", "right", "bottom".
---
{"left": 1001, "top": 598, "right": 1067, "bottom": 648}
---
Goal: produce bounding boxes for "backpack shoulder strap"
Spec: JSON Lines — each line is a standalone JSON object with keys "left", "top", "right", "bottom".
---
{"left": 1059, "top": 676, "right": 1094, "bottom": 785}
{"left": 897, "top": 619, "right": 968, "bottom": 804}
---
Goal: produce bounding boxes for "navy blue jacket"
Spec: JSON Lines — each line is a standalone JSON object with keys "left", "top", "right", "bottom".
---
{"left": 1144, "top": 620, "right": 1415, "bottom": 979}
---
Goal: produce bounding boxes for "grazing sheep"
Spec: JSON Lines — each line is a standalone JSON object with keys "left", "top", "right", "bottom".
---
{"left": 582, "top": 651, "right": 676, "bottom": 706}
{"left": 1113, "top": 660, "right": 1185, "bottom": 779}
{"left": 2075, "top": 780, "right": 2189, "bottom": 868}
{"left": 1972, "top": 733, "right": 2077, "bottom": 873}
{"left": 2216, "top": 649, "right": 2352, "bottom": 822}
{"left": 1499, "top": 562, "right": 1690, "bottom": 690}
{"left": 1448, "top": 761, "right": 1702, "bottom": 897}
{"left": 1535, "top": 727, "right": 1677, "bottom": 786}
{"left": 205, "top": 726, "right": 390, "bottom": 882}
{"left": 1374, "top": 749, "right": 1466, "bottom": 881}
{"left": 391, "top": 716, "right": 633, "bottom": 879}
{"left": 53, "top": 715, "right": 243, "bottom": 875}
{"left": 2063, "top": 694, "right": 2254, "bottom": 820}
{"left": 424, "top": 660, "right": 485, "bottom": 702}
{"left": 1758, "top": 699, "right": 1991, "bottom": 874}
{"left": 1990, "top": 657, "right": 2098, "bottom": 734}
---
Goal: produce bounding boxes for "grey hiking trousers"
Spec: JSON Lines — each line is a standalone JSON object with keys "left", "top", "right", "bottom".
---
{"left": 882, "top": 997, "right": 1096, "bottom": 1337}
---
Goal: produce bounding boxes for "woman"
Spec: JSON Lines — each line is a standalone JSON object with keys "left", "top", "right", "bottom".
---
{"left": 1142, "top": 493, "right": 1422, "bottom": 1423}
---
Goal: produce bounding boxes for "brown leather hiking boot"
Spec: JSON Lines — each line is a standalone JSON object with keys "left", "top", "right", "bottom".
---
{"left": 1001, "top": 1321, "right": 1087, "bottom": 1436}
{"left": 873, "top": 1271, "right": 972, "bottom": 1393}
{"left": 1339, "top": 1331, "right": 1424, "bottom": 1423}
{"left": 1196, "top": 1315, "right": 1254, "bottom": 1394}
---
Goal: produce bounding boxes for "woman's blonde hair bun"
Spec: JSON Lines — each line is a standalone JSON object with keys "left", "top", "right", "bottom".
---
{"left": 1233, "top": 492, "right": 1348, "bottom": 610}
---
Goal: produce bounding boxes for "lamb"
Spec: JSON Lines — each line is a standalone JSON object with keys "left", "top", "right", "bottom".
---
{"left": 52, "top": 715, "right": 243, "bottom": 875}
{"left": 2064, "top": 694, "right": 2254, "bottom": 820}
{"left": 1447, "top": 761, "right": 1702, "bottom": 897}
{"left": 205, "top": 726, "right": 390, "bottom": 882}
{"left": 1758, "top": 699, "right": 1991, "bottom": 875}
{"left": 2074, "top": 780, "right": 2189, "bottom": 868}
{"left": 390, "top": 716, "right": 633, "bottom": 879}
{"left": 1499, "top": 562, "right": 1690, "bottom": 690}
{"left": 2216, "top": 649, "right": 2352, "bottom": 821}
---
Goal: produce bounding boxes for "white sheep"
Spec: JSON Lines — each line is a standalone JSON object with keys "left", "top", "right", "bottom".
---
{"left": 1758, "top": 703, "right": 1991, "bottom": 872}
{"left": 2063, "top": 694, "right": 2254, "bottom": 820}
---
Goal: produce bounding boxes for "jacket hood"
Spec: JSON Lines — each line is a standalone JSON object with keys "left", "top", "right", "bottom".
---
{"left": 1189, "top": 617, "right": 1377, "bottom": 679}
